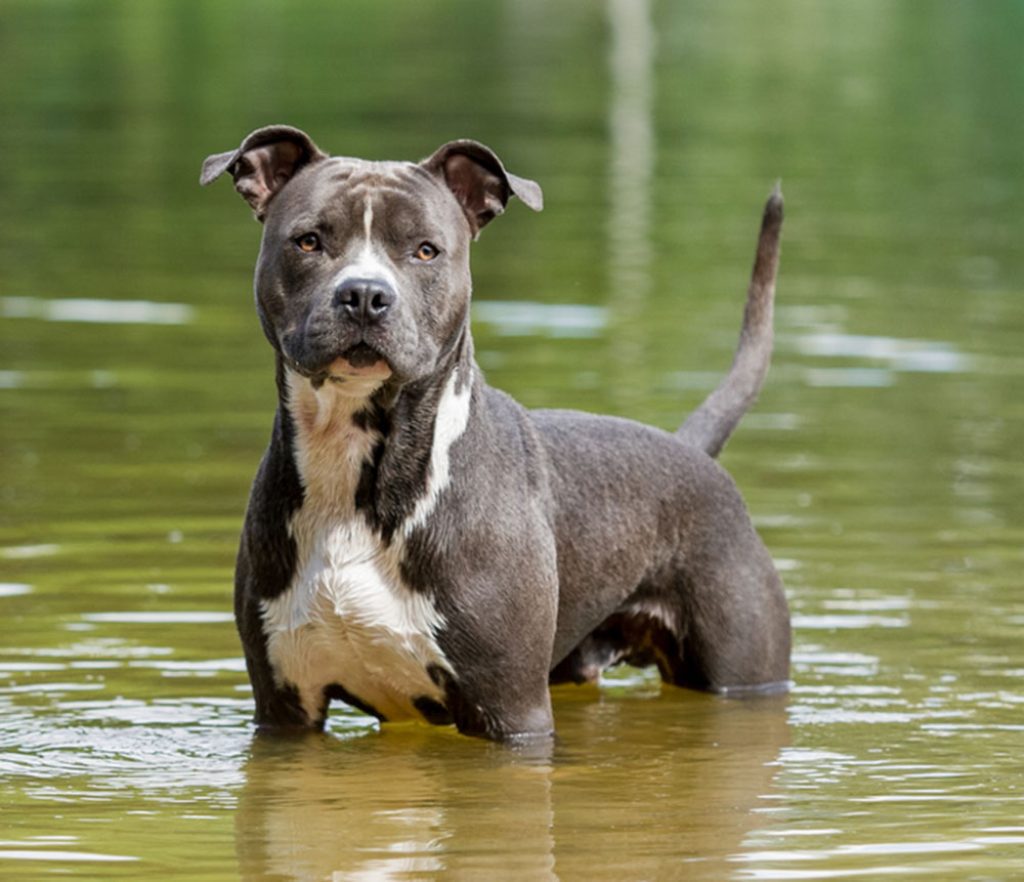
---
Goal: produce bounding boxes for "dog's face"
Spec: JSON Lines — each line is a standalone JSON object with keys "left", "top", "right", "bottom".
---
{"left": 258, "top": 158, "right": 469, "bottom": 385}
{"left": 201, "top": 126, "right": 542, "bottom": 386}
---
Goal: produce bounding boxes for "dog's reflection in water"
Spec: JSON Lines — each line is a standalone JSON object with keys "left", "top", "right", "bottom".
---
{"left": 235, "top": 688, "right": 788, "bottom": 882}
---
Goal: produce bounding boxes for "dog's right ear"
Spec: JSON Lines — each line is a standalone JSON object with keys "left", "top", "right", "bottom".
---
{"left": 200, "top": 125, "right": 327, "bottom": 221}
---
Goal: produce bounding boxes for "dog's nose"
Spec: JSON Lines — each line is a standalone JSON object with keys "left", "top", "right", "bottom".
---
{"left": 334, "top": 278, "right": 396, "bottom": 324}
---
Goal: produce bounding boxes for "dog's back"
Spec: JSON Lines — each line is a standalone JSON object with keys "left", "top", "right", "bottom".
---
{"left": 540, "top": 187, "right": 788, "bottom": 689}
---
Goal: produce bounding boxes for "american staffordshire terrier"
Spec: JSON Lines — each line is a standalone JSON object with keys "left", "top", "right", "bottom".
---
{"left": 201, "top": 125, "right": 790, "bottom": 741}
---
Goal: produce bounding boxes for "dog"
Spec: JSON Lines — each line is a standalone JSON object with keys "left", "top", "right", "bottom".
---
{"left": 201, "top": 125, "right": 790, "bottom": 741}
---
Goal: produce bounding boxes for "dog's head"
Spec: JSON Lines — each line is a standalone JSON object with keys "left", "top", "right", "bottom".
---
{"left": 201, "top": 125, "right": 542, "bottom": 388}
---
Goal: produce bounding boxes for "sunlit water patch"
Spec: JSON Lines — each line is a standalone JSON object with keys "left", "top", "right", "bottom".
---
{"left": 787, "top": 332, "right": 974, "bottom": 374}
{"left": 1, "top": 297, "right": 195, "bottom": 325}
{"left": 472, "top": 300, "right": 608, "bottom": 337}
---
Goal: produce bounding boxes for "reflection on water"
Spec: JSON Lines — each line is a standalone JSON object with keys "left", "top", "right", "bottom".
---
{"left": 472, "top": 301, "right": 608, "bottom": 338}
{"left": 788, "top": 332, "right": 972, "bottom": 374}
{"left": 0, "top": 297, "right": 195, "bottom": 326}
{"left": 0, "top": 673, "right": 788, "bottom": 881}
{"left": 2, "top": 0, "right": 1024, "bottom": 879}
{"left": 236, "top": 730, "right": 559, "bottom": 881}
{"left": 606, "top": 0, "right": 655, "bottom": 412}
{"left": 257, "top": 693, "right": 783, "bottom": 882}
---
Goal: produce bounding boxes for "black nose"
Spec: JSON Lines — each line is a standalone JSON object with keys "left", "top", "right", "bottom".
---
{"left": 334, "top": 278, "right": 396, "bottom": 324}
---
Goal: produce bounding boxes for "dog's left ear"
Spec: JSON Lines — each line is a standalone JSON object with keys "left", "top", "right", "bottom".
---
{"left": 422, "top": 140, "right": 543, "bottom": 237}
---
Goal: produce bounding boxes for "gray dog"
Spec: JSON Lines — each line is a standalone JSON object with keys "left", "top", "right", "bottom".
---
{"left": 201, "top": 125, "right": 790, "bottom": 741}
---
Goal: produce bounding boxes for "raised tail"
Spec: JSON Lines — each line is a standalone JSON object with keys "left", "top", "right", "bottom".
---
{"left": 677, "top": 184, "right": 784, "bottom": 457}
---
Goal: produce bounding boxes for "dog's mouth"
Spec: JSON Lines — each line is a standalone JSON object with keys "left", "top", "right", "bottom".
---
{"left": 283, "top": 334, "right": 396, "bottom": 390}
{"left": 298, "top": 343, "right": 392, "bottom": 388}
{"left": 339, "top": 342, "right": 387, "bottom": 371}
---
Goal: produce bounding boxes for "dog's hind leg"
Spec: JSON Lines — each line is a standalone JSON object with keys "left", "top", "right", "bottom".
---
{"left": 667, "top": 522, "right": 791, "bottom": 695}
{"left": 552, "top": 496, "right": 790, "bottom": 694}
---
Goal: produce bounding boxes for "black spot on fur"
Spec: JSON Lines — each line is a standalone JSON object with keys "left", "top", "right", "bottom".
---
{"left": 399, "top": 527, "right": 441, "bottom": 593}
{"left": 251, "top": 681, "right": 310, "bottom": 731}
{"left": 324, "top": 683, "right": 387, "bottom": 721}
{"left": 354, "top": 441, "right": 388, "bottom": 536}
{"left": 420, "top": 660, "right": 509, "bottom": 740}
{"left": 351, "top": 375, "right": 452, "bottom": 543}
{"left": 427, "top": 663, "right": 452, "bottom": 690}
{"left": 352, "top": 402, "right": 390, "bottom": 435}
{"left": 413, "top": 696, "right": 453, "bottom": 726}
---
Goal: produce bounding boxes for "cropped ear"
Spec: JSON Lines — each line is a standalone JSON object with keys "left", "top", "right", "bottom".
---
{"left": 421, "top": 140, "right": 543, "bottom": 237}
{"left": 200, "top": 125, "right": 327, "bottom": 221}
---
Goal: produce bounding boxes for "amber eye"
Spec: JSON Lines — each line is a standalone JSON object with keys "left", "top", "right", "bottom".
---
{"left": 295, "top": 233, "right": 321, "bottom": 253}
{"left": 415, "top": 242, "right": 439, "bottom": 261}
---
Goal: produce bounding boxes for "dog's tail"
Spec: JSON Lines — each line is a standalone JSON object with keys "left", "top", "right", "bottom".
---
{"left": 677, "top": 184, "right": 783, "bottom": 458}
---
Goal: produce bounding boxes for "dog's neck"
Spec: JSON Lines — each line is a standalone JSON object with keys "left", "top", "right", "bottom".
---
{"left": 277, "top": 330, "right": 475, "bottom": 538}
{"left": 282, "top": 369, "right": 383, "bottom": 511}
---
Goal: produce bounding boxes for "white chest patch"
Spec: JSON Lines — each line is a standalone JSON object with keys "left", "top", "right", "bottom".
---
{"left": 260, "top": 368, "right": 471, "bottom": 724}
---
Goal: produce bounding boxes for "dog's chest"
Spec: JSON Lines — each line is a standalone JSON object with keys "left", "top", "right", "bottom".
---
{"left": 259, "top": 372, "right": 467, "bottom": 725}
{"left": 262, "top": 507, "right": 449, "bottom": 724}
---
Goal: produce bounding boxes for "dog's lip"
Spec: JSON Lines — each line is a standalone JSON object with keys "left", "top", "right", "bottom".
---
{"left": 326, "top": 344, "right": 392, "bottom": 381}
{"left": 283, "top": 343, "right": 393, "bottom": 386}
{"left": 340, "top": 342, "right": 386, "bottom": 369}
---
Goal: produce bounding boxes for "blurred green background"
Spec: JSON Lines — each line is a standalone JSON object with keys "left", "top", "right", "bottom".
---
{"left": 1, "top": 1, "right": 1022, "bottom": 880}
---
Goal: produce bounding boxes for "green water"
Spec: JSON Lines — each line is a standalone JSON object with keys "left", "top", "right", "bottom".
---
{"left": 2, "top": 1, "right": 1023, "bottom": 879}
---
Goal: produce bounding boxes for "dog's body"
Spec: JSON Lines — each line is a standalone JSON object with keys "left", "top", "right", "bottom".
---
{"left": 202, "top": 126, "right": 790, "bottom": 741}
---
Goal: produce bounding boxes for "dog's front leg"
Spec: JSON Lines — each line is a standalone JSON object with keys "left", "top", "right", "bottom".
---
{"left": 442, "top": 653, "right": 556, "bottom": 743}
{"left": 234, "top": 534, "right": 328, "bottom": 732}
{"left": 442, "top": 653, "right": 555, "bottom": 743}
{"left": 235, "top": 582, "right": 317, "bottom": 732}
{"left": 430, "top": 563, "right": 559, "bottom": 742}
{"left": 233, "top": 437, "right": 324, "bottom": 732}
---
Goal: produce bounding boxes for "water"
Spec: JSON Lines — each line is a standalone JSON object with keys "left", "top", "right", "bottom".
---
{"left": 2, "top": 0, "right": 1023, "bottom": 879}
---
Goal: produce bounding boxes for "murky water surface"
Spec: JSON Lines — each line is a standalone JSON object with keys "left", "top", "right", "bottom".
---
{"left": 2, "top": 1, "right": 1022, "bottom": 879}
